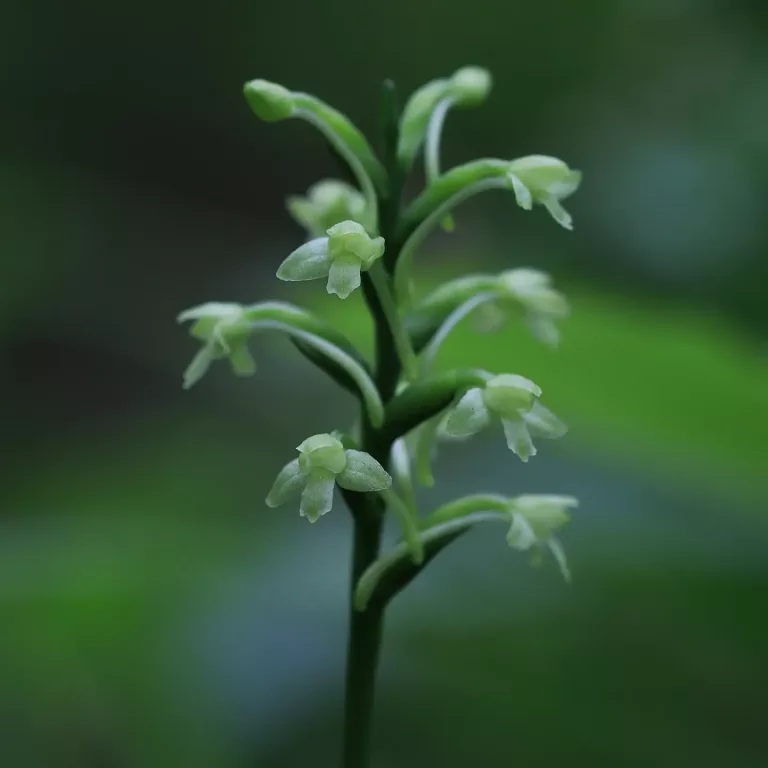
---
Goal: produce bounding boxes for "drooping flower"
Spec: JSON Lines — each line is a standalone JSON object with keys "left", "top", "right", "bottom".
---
{"left": 471, "top": 269, "right": 570, "bottom": 346}
{"left": 507, "top": 155, "right": 582, "bottom": 230}
{"left": 506, "top": 494, "right": 578, "bottom": 581}
{"left": 287, "top": 179, "right": 367, "bottom": 238}
{"left": 177, "top": 303, "right": 255, "bottom": 389}
{"left": 444, "top": 374, "right": 567, "bottom": 461}
{"left": 276, "top": 220, "right": 385, "bottom": 299}
{"left": 266, "top": 433, "right": 392, "bottom": 522}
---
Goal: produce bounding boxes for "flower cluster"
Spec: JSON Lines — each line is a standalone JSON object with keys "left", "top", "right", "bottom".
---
{"left": 178, "top": 66, "right": 583, "bottom": 598}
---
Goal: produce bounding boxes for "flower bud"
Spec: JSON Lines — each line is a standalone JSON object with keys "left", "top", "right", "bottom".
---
{"left": 287, "top": 180, "right": 367, "bottom": 237}
{"left": 243, "top": 79, "right": 296, "bottom": 121}
{"left": 449, "top": 66, "right": 492, "bottom": 107}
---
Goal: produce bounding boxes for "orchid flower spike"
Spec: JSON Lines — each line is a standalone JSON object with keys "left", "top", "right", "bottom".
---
{"left": 266, "top": 433, "right": 392, "bottom": 522}
{"left": 277, "top": 220, "right": 385, "bottom": 299}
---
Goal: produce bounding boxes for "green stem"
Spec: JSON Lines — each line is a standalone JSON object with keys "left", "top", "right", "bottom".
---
{"left": 425, "top": 97, "right": 452, "bottom": 182}
{"left": 368, "top": 263, "right": 419, "bottom": 381}
{"left": 341, "top": 80, "right": 405, "bottom": 768}
{"left": 394, "top": 169, "right": 512, "bottom": 305}
{"left": 342, "top": 509, "right": 385, "bottom": 768}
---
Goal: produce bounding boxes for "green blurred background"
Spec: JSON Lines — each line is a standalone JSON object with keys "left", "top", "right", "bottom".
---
{"left": 2, "top": 0, "right": 768, "bottom": 766}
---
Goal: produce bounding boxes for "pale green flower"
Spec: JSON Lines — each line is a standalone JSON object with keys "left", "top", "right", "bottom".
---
{"left": 507, "top": 155, "right": 582, "bottom": 229}
{"left": 473, "top": 269, "right": 570, "bottom": 346}
{"left": 266, "top": 433, "right": 392, "bottom": 522}
{"left": 506, "top": 494, "right": 578, "bottom": 581}
{"left": 287, "top": 179, "right": 367, "bottom": 237}
{"left": 276, "top": 221, "right": 385, "bottom": 299}
{"left": 177, "top": 302, "right": 255, "bottom": 389}
{"left": 444, "top": 374, "right": 567, "bottom": 462}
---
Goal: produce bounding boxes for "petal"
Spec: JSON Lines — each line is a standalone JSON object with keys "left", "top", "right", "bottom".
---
{"left": 337, "top": 450, "right": 392, "bottom": 492}
{"left": 542, "top": 196, "right": 573, "bottom": 230}
{"left": 501, "top": 418, "right": 537, "bottom": 462}
{"left": 327, "top": 220, "right": 367, "bottom": 239}
{"left": 265, "top": 458, "right": 306, "bottom": 508}
{"left": 359, "top": 236, "right": 385, "bottom": 270}
{"left": 526, "top": 314, "right": 560, "bottom": 348}
{"left": 276, "top": 238, "right": 332, "bottom": 281}
{"left": 515, "top": 494, "right": 578, "bottom": 518}
{"left": 182, "top": 343, "right": 221, "bottom": 390}
{"left": 549, "top": 169, "right": 582, "bottom": 200}
{"left": 326, "top": 256, "right": 362, "bottom": 299}
{"left": 523, "top": 401, "right": 567, "bottom": 439}
{"left": 297, "top": 433, "right": 347, "bottom": 474}
{"left": 177, "top": 302, "right": 243, "bottom": 324}
{"left": 513, "top": 495, "right": 577, "bottom": 536}
{"left": 299, "top": 468, "right": 336, "bottom": 522}
{"left": 506, "top": 511, "right": 538, "bottom": 551}
{"left": 227, "top": 339, "right": 257, "bottom": 377}
{"left": 508, "top": 173, "right": 533, "bottom": 210}
{"left": 444, "top": 388, "right": 491, "bottom": 437}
